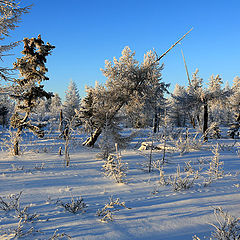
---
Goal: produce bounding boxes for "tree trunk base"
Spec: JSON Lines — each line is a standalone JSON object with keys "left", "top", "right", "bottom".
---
{"left": 83, "top": 128, "right": 102, "bottom": 147}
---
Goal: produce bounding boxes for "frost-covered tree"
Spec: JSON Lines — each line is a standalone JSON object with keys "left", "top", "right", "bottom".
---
{"left": 0, "top": 92, "right": 13, "bottom": 126}
{"left": 229, "top": 76, "right": 240, "bottom": 121}
{"left": 173, "top": 70, "right": 229, "bottom": 140}
{"left": 9, "top": 35, "right": 55, "bottom": 155}
{"left": 0, "top": 0, "right": 30, "bottom": 128}
{"left": 186, "top": 69, "right": 204, "bottom": 128}
{"left": 171, "top": 69, "right": 203, "bottom": 128}
{"left": 63, "top": 80, "right": 80, "bottom": 121}
{"left": 202, "top": 74, "right": 230, "bottom": 139}
{"left": 208, "top": 76, "right": 231, "bottom": 125}
{"left": 76, "top": 47, "right": 169, "bottom": 147}
{"left": 47, "top": 93, "right": 62, "bottom": 131}
{"left": 168, "top": 84, "right": 188, "bottom": 127}
{"left": 0, "top": 0, "right": 30, "bottom": 82}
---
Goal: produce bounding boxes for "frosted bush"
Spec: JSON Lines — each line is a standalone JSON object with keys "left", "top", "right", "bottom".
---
{"left": 58, "top": 196, "right": 87, "bottom": 214}
{"left": 204, "top": 144, "right": 224, "bottom": 186}
{"left": 193, "top": 207, "right": 240, "bottom": 240}
{"left": 0, "top": 191, "right": 22, "bottom": 212}
{"left": 168, "top": 165, "right": 199, "bottom": 191}
{"left": 96, "top": 196, "right": 130, "bottom": 223}
{"left": 174, "top": 130, "right": 203, "bottom": 155}
{"left": 102, "top": 144, "right": 128, "bottom": 183}
{"left": 48, "top": 229, "right": 71, "bottom": 240}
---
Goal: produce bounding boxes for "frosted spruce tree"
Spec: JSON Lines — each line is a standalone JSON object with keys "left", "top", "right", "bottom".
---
{"left": 0, "top": 0, "right": 30, "bottom": 129}
{"left": 0, "top": 0, "right": 30, "bottom": 82}
{"left": 229, "top": 76, "right": 240, "bottom": 121}
{"left": 168, "top": 84, "right": 188, "bottom": 127}
{"left": 62, "top": 80, "right": 81, "bottom": 122}
{"left": 10, "top": 35, "right": 55, "bottom": 155}
{"left": 227, "top": 76, "right": 240, "bottom": 138}
{"left": 202, "top": 74, "right": 230, "bottom": 140}
{"left": 0, "top": 93, "right": 13, "bottom": 126}
{"left": 170, "top": 70, "right": 203, "bottom": 129}
{"left": 76, "top": 47, "right": 169, "bottom": 147}
{"left": 173, "top": 70, "right": 230, "bottom": 140}
{"left": 49, "top": 93, "right": 62, "bottom": 131}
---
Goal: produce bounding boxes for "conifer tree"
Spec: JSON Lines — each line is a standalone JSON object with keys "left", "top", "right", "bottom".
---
{"left": 10, "top": 35, "right": 55, "bottom": 155}
{"left": 63, "top": 80, "right": 80, "bottom": 121}
{"left": 0, "top": 93, "right": 13, "bottom": 126}
{"left": 168, "top": 84, "right": 187, "bottom": 127}
{"left": 77, "top": 47, "right": 169, "bottom": 147}
{"left": 229, "top": 76, "right": 240, "bottom": 121}
{"left": 0, "top": 0, "right": 31, "bottom": 82}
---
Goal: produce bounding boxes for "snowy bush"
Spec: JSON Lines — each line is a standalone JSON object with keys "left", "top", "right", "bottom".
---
{"left": 48, "top": 229, "right": 71, "bottom": 240}
{"left": 96, "top": 196, "right": 130, "bottom": 223}
{"left": 16, "top": 205, "right": 39, "bottom": 223}
{"left": 168, "top": 165, "right": 199, "bottom": 191}
{"left": 204, "top": 144, "right": 224, "bottom": 186}
{"left": 58, "top": 196, "right": 87, "bottom": 214}
{"left": 174, "top": 130, "right": 203, "bottom": 155}
{"left": 209, "top": 207, "right": 240, "bottom": 240}
{"left": 10, "top": 218, "right": 40, "bottom": 239}
{"left": 0, "top": 191, "right": 22, "bottom": 212}
{"left": 193, "top": 207, "right": 240, "bottom": 240}
{"left": 102, "top": 152, "right": 128, "bottom": 183}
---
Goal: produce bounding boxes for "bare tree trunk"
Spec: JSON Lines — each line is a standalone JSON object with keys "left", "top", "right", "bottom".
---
{"left": 83, "top": 127, "right": 102, "bottom": 147}
{"left": 13, "top": 140, "right": 19, "bottom": 155}
{"left": 13, "top": 129, "right": 21, "bottom": 155}
{"left": 153, "top": 110, "right": 159, "bottom": 133}
{"left": 203, "top": 101, "right": 208, "bottom": 141}
{"left": 190, "top": 116, "right": 196, "bottom": 128}
{"left": 59, "top": 109, "right": 63, "bottom": 132}
{"left": 196, "top": 114, "right": 201, "bottom": 127}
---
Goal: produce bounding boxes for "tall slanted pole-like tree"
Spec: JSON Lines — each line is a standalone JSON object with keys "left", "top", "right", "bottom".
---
{"left": 10, "top": 35, "right": 55, "bottom": 155}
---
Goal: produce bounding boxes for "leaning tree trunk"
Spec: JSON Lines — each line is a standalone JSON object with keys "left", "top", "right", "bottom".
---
{"left": 82, "top": 127, "right": 102, "bottom": 147}
{"left": 203, "top": 101, "right": 208, "bottom": 141}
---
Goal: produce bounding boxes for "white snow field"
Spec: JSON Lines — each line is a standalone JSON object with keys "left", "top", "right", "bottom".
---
{"left": 0, "top": 129, "right": 240, "bottom": 240}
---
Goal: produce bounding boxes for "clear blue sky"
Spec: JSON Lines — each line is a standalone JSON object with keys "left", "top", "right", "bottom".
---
{"left": 4, "top": 0, "right": 240, "bottom": 100}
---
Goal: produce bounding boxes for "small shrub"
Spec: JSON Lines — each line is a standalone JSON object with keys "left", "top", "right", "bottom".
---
{"left": 12, "top": 218, "right": 39, "bottom": 238}
{"left": 210, "top": 207, "right": 240, "bottom": 239}
{"left": 168, "top": 165, "right": 199, "bottom": 191}
{"left": 204, "top": 144, "right": 224, "bottom": 186}
{"left": 102, "top": 145, "right": 128, "bottom": 183}
{"left": 193, "top": 207, "right": 240, "bottom": 240}
{"left": 16, "top": 206, "right": 39, "bottom": 223}
{"left": 96, "top": 196, "right": 130, "bottom": 223}
{"left": 48, "top": 229, "right": 71, "bottom": 240}
{"left": 59, "top": 196, "right": 87, "bottom": 214}
{"left": 0, "top": 191, "right": 22, "bottom": 212}
{"left": 174, "top": 130, "right": 203, "bottom": 155}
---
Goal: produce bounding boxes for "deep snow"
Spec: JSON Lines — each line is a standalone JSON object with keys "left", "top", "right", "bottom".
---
{"left": 0, "top": 129, "right": 240, "bottom": 239}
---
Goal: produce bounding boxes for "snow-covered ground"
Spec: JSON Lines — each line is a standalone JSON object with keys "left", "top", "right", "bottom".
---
{"left": 0, "top": 129, "right": 240, "bottom": 239}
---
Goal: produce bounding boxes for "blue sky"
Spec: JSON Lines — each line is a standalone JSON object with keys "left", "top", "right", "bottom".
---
{"left": 4, "top": 0, "right": 240, "bottom": 100}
